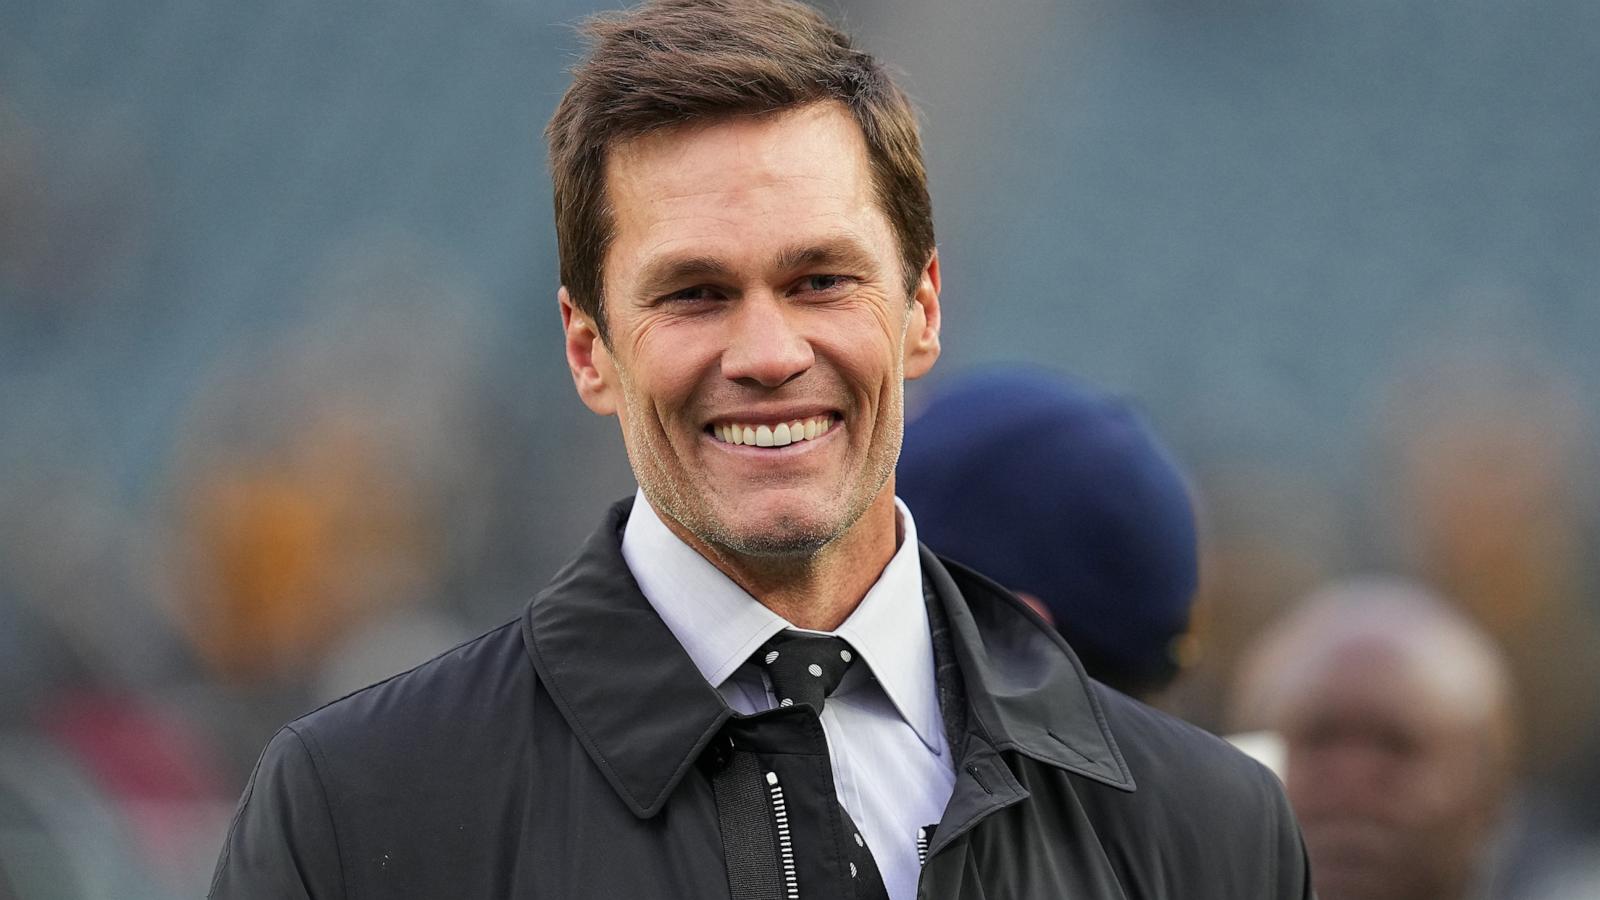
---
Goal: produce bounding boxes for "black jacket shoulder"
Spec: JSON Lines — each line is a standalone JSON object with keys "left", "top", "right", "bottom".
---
{"left": 210, "top": 620, "right": 536, "bottom": 899}
{"left": 935, "top": 552, "right": 1310, "bottom": 896}
{"left": 1076, "top": 683, "right": 1308, "bottom": 892}
{"left": 289, "top": 618, "right": 530, "bottom": 758}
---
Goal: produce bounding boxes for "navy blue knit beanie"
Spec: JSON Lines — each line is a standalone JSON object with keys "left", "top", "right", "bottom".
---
{"left": 897, "top": 366, "right": 1197, "bottom": 695}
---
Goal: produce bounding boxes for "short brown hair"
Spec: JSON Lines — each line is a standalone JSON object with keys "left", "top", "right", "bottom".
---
{"left": 546, "top": 0, "right": 934, "bottom": 342}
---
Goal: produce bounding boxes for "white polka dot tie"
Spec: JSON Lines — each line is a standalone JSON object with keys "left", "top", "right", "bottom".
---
{"left": 754, "top": 633, "right": 858, "bottom": 713}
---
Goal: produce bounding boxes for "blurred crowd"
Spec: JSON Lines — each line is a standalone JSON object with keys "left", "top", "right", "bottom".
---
{"left": 900, "top": 366, "right": 1600, "bottom": 900}
{"left": 4, "top": 0, "right": 1599, "bottom": 897}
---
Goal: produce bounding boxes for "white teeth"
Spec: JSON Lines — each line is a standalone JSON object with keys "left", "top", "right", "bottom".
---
{"left": 714, "top": 416, "right": 836, "bottom": 447}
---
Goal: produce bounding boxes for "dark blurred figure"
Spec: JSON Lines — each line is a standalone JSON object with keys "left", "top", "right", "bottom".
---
{"left": 898, "top": 367, "right": 1198, "bottom": 699}
{"left": 1230, "top": 576, "right": 1516, "bottom": 900}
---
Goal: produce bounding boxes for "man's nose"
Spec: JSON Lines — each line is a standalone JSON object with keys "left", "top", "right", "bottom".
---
{"left": 720, "top": 294, "right": 814, "bottom": 387}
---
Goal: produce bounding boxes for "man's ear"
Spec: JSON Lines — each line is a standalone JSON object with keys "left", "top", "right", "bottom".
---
{"left": 560, "top": 286, "right": 618, "bottom": 416}
{"left": 903, "top": 249, "right": 942, "bottom": 380}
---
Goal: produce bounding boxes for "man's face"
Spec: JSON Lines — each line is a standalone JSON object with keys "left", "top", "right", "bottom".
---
{"left": 563, "top": 102, "right": 940, "bottom": 559}
{"left": 1281, "top": 651, "right": 1504, "bottom": 900}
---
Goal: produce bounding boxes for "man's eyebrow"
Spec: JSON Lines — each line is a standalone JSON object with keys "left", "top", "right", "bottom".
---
{"left": 633, "top": 238, "right": 882, "bottom": 299}
{"left": 635, "top": 255, "right": 737, "bottom": 299}
{"left": 772, "top": 239, "right": 880, "bottom": 276}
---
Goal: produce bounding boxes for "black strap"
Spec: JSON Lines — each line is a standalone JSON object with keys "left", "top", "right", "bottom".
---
{"left": 711, "top": 743, "right": 786, "bottom": 900}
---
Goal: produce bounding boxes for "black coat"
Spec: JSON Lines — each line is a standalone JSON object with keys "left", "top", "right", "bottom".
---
{"left": 210, "top": 500, "right": 1312, "bottom": 899}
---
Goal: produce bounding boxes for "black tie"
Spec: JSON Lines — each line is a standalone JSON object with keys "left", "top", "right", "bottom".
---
{"left": 753, "top": 633, "right": 890, "bottom": 899}
{"left": 757, "top": 633, "right": 858, "bottom": 712}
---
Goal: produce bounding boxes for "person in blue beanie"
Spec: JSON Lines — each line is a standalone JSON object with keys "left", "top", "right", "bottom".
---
{"left": 898, "top": 366, "right": 1198, "bottom": 699}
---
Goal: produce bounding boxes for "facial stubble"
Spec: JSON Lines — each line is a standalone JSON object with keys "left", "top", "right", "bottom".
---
{"left": 618, "top": 360, "right": 907, "bottom": 564}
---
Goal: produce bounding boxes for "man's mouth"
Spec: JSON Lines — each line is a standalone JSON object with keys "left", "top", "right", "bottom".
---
{"left": 707, "top": 414, "right": 838, "bottom": 447}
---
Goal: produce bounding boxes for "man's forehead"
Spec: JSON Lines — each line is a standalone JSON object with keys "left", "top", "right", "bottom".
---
{"left": 600, "top": 102, "right": 892, "bottom": 285}
{"left": 604, "top": 102, "right": 871, "bottom": 198}
{"left": 1280, "top": 645, "right": 1499, "bottom": 738}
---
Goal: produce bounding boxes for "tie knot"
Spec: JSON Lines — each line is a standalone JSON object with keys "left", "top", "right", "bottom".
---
{"left": 755, "top": 633, "right": 858, "bottom": 712}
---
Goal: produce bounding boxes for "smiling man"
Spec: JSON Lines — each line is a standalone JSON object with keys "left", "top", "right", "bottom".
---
{"left": 210, "top": 2, "right": 1312, "bottom": 898}
{"left": 562, "top": 99, "right": 937, "bottom": 633}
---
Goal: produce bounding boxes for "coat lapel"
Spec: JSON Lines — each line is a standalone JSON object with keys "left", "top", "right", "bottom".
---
{"left": 920, "top": 546, "right": 1135, "bottom": 792}
{"left": 521, "top": 498, "right": 731, "bottom": 818}
{"left": 919, "top": 548, "right": 1136, "bottom": 899}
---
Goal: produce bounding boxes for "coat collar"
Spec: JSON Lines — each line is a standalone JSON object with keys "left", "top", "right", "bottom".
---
{"left": 921, "top": 546, "right": 1135, "bottom": 793}
{"left": 521, "top": 498, "right": 1133, "bottom": 820}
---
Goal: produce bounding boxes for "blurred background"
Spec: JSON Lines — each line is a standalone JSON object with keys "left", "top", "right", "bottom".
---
{"left": 2, "top": 0, "right": 1596, "bottom": 896}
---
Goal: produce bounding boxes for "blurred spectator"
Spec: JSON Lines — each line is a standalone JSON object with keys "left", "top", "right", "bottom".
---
{"left": 1368, "top": 342, "right": 1600, "bottom": 788}
{"left": 1230, "top": 576, "right": 1516, "bottom": 900}
{"left": 898, "top": 366, "right": 1198, "bottom": 699}
{"left": 0, "top": 473, "right": 237, "bottom": 895}
{"left": 0, "top": 733, "right": 166, "bottom": 900}
{"left": 162, "top": 238, "right": 490, "bottom": 688}
{"left": 1362, "top": 342, "right": 1600, "bottom": 894}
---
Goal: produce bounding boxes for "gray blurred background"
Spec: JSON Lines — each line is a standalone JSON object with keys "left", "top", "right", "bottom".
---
{"left": 2, "top": 0, "right": 1597, "bottom": 896}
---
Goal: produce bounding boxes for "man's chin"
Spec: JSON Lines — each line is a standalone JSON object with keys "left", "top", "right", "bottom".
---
{"left": 704, "top": 514, "right": 838, "bottom": 559}
{"left": 646, "top": 480, "right": 878, "bottom": 563}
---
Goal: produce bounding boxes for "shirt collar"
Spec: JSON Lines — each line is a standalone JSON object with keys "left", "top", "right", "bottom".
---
{"left": 621, "top": 489, "right": 944, "bottom": 751}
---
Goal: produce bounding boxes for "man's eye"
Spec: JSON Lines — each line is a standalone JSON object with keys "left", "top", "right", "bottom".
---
{"left": 662, "top": 286, "right": 718, "bottom": 303}
{"left": 797, "top": 274, "right": 850, "bottom": 293}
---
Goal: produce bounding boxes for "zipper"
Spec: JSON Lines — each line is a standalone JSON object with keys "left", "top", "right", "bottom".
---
{"left": 766, "top": 771, "right": 800, "bottom": 899}
{"left": 916, "top": 826, "right": 931, "bottom": 867}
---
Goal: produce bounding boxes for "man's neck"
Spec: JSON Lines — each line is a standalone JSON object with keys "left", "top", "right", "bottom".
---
{"left": 660, "top": 490, "right": 901, "bottom": 632}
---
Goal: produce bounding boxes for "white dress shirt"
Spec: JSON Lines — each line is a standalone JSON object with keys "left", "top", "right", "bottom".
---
{"left": 621, "top": 489, "right": 956, "bottom": 900}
